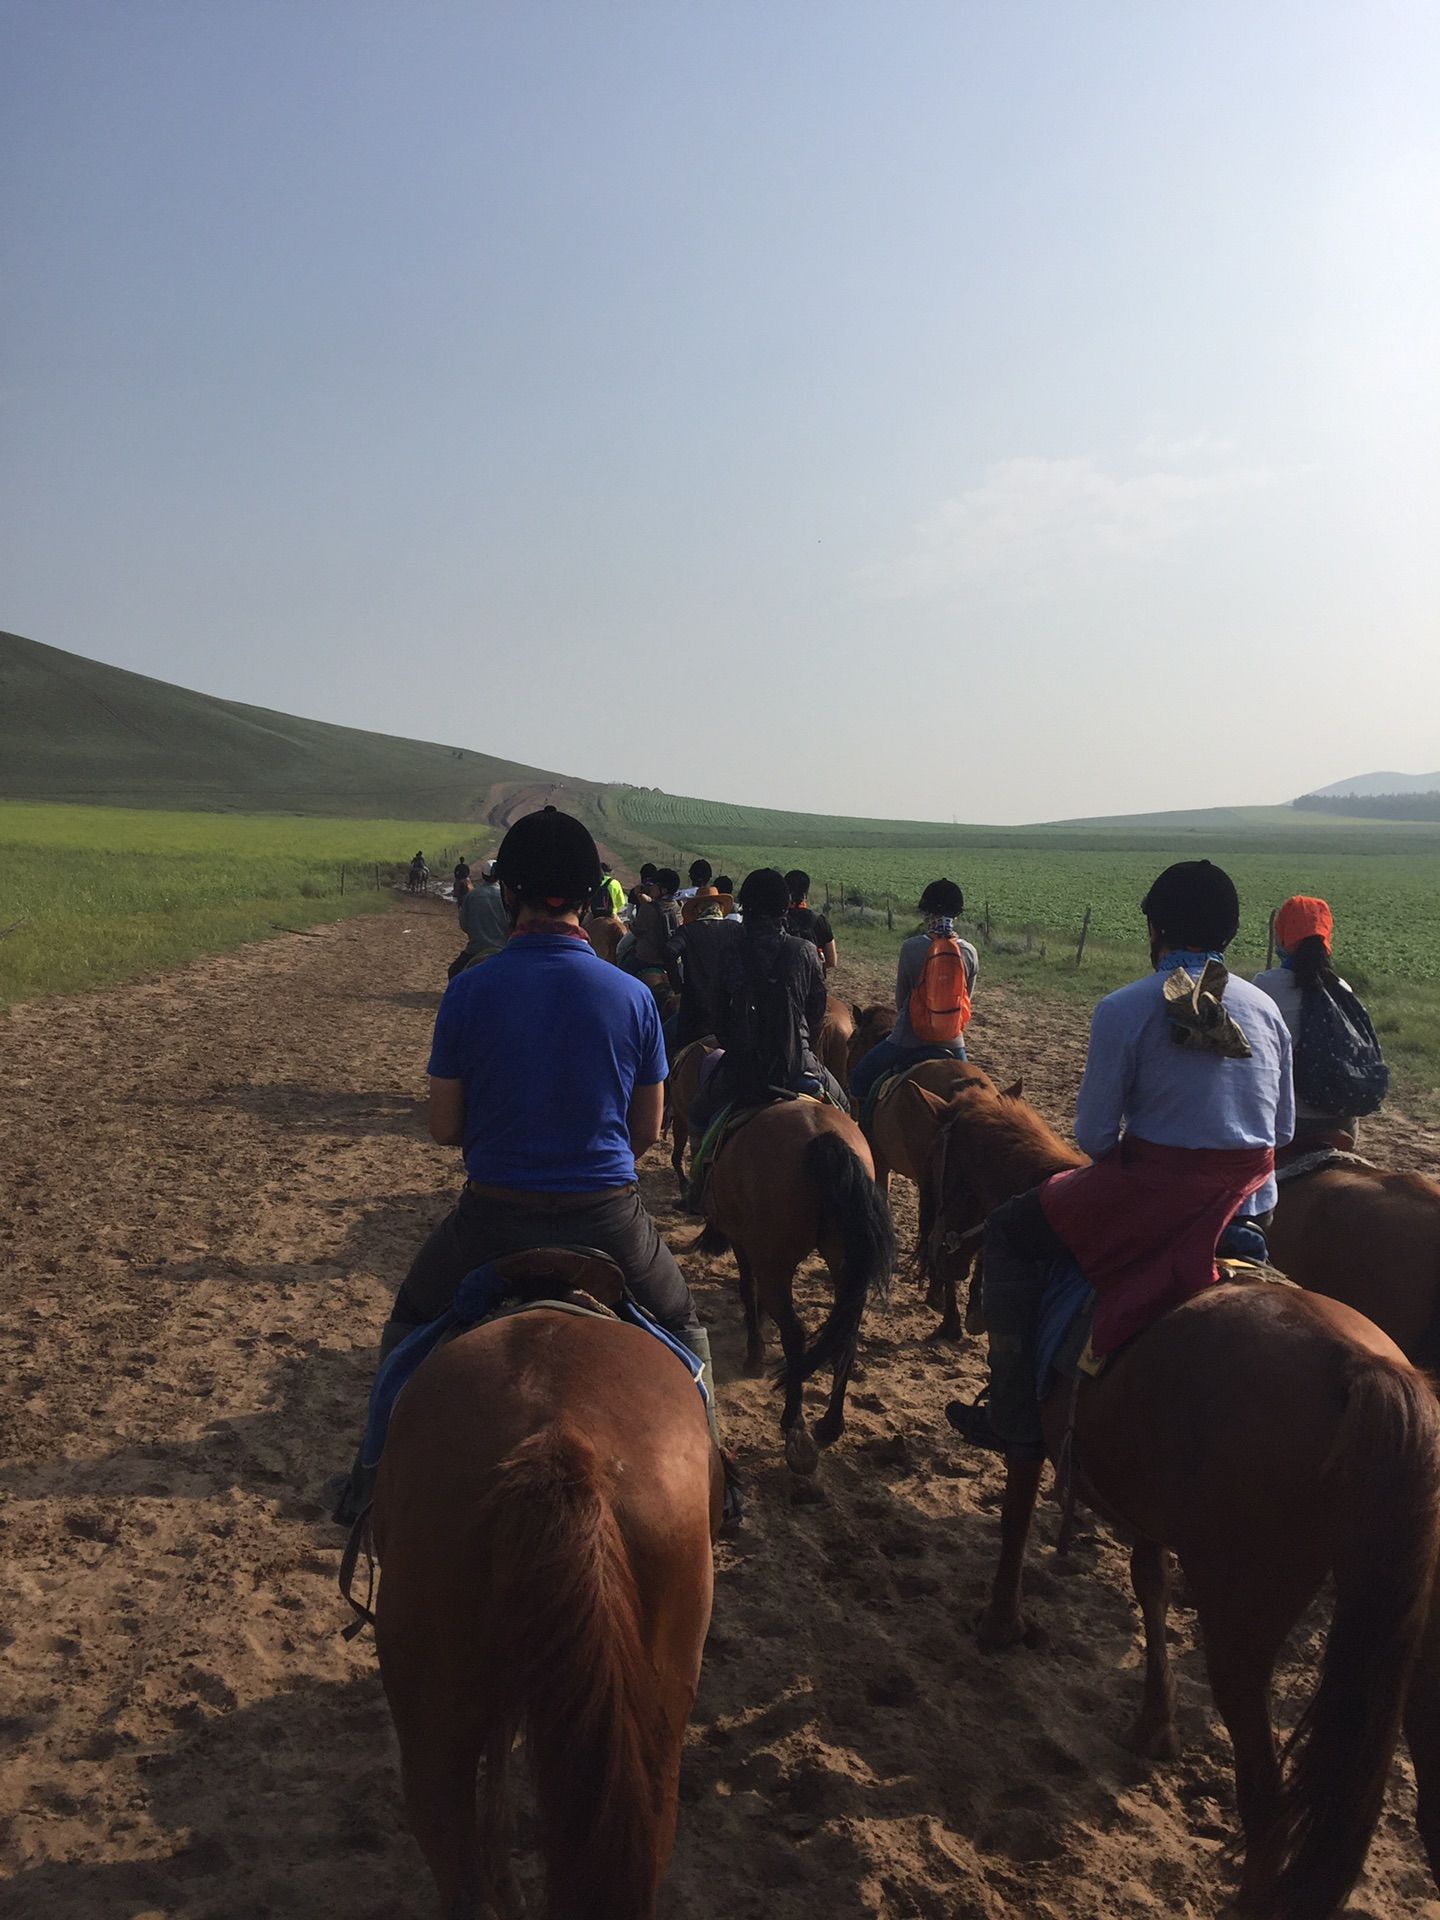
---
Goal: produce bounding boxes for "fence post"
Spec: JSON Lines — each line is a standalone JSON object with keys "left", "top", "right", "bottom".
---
{"left": 1075, "top": 904, "right": 1093, "bottom": 968}
{"left": 982, "top": 900, "right": 993, "bottom": 948}
{"left": 340, "top": 864, "right": 346, "bottom": 896}
{"left": 1265, "top": 908, "right": 1276, "bottom": 970}
{"left": 886, "top": 892, "right": 893, "bottom": 931}
{"left": 374, "top": 863, "right": 380, "bottom": 890}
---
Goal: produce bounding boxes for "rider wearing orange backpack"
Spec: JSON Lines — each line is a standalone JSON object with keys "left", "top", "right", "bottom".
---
{"left": 849, "top": 879, "right": 978, "bottom": 1105}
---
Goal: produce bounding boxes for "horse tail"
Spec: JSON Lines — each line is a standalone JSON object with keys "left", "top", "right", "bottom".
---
{"left": 790, "top": 1130, "right": 896, "bottom": 1381}
{"left": 483, "top": 1427, "right": 668, "bottom": 1920}
{"left": 1271, "top": 1353, "right": 1440, "bottom": 1919}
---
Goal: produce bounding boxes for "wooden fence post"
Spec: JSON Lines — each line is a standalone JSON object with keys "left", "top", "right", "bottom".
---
{"left": 1075, "top": 905, "right": 1092, "bottom": 968}
{"left": 374, "top": 863, "right": 380, "bottom": 890}
{"left": 1265, "top": 909, "right": 1276, "bottom": 970}
{"left": 886, "top": 892, "right": 893, "bottom": 931}
{"left": 982, "top": 900, "right": 993, "bottom": 948}
{"left": 340, "top": 865, "right": 346, "bottom": 896}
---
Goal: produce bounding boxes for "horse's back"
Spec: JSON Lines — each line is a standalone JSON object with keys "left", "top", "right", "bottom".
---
{"left": 377, "top": 1310, "right": 716, "bottom": 1560}
{"left": 1078, "top": 1280, "right": 1421, "bottom": 1560}
{"left": 1271, "top": 1166, "right": 1440, "bottom": 1361}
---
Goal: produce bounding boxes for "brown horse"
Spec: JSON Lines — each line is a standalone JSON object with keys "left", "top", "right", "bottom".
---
{"left": 816, "top": 993, "right": 855, "bottom": 1089}
{"left": 848, "top": 1003, "right": 983, "bottom": 1339}
{"left": 704, "top": 1098, "right": 894, "bottom": 1490}
{"left": 921, "top": 1073, "right": 1440, "bottom": 1918}
{"left": 373, "top": 1256, "right": 720, "bottom": 1920}
{"left": 1269, "top": 1156, "right": 1440, "bottom": 1368}
{"left": 666, "top": 1035, "right": 718, "bottom": 1199}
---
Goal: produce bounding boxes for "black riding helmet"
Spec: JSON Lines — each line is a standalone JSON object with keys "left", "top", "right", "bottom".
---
{"left": 1141, "top": 860, "right": 1240, "bottom": 951}
{"left": 737, "top": 868, "right": 793, "bottom": 918}
{"left": 493, "top": 808, "right": 603, "bottom": 908}
{"left": 919, "top": 878, "right": 964, "bottom": 917}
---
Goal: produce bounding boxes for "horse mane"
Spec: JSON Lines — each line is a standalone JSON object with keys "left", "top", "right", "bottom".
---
{"left": 939, "top": 1073, "right": 1085, "bottom": 1206}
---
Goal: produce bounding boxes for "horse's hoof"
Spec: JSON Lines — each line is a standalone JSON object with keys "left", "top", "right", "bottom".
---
{"left": 975, "top": 1607, "right": 1039, "bottom": 1652}
{"left": 785, "top": 1426, "right": 820, "bottom": 1476}
{"left": 789, "top": 1476, "right": 826, "bottom": 1506}
{"left": 1123, "top": 1718, "right": 1180, "bottom": 1763}
{"left": 924, "top": 1319, "right": 965, "bottom": 1345}
{"left": 814, "top": 1413, "right": 843, "bottom": 1448}
{"left": 743, "top": 1351, "right": 766, "bottom": 1378}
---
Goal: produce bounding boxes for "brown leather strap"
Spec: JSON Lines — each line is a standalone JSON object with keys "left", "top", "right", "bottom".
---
{"left": 464, "top": 1182, "right": 631, "bottom": 1208}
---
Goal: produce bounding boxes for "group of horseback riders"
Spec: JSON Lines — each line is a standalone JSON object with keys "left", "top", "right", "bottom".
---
{"left": 342, "top": 808, "right": 1386, "bottom": 1523}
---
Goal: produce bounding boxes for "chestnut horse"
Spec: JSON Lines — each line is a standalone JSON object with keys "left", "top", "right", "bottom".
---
{"left": 921, "top": 1072, "right": 1440, "bottom": 1918}
{"left": 703, "top": 1098, "right": 894, "bottom": 1491}
{"left": 848, "top": 1002, "right": 980, "bottom": 1339}
{"left": 816, "top": 994, "right": 855, "bottom": 1090}
{"left": 373, "top": 1262, "right": 720, "bottom": 1920}
{"left": 667, "top": 1035, "right": 718, "bottom": 1199}
{"left": 1269, "top": 1157, "right": 1440, "bottom": 1369}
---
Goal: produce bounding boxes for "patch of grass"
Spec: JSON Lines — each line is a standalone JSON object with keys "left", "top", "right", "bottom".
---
{"left": 0, "top": 802, "right": 485, "bottom": 1005}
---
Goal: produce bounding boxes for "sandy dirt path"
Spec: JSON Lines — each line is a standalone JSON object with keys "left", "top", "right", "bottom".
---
{"left": 2, "top": 907, "right": 1438, "bottom": 1919}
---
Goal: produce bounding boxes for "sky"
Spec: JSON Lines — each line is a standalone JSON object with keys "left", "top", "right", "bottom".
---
{"left": 4, "top": 2, "right": 1439, "bottom": 824}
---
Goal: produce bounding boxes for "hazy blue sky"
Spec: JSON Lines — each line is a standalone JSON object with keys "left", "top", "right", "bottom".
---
{"left": 4, "top": 3, "right": 1438, "bottom": 823}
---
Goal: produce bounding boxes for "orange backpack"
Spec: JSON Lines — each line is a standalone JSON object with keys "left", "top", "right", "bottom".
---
{"left": 908, "top": 930, "right": 972, "bottom": 1044}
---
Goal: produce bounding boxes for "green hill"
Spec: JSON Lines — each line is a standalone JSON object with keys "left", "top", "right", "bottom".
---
{"left": 0, "top": 629, "right": 590, "bottom": 821}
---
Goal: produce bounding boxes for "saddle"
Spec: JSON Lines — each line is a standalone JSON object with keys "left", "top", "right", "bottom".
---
{"left": 339, "top": 1246, "right": 707, "bottom": 1639}
{"left": 1276, "top": 1141, "right": 1373, "bottom": 1184}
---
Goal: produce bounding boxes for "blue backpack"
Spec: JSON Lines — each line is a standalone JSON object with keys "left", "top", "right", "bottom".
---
{"left": 1295, "top": 979, "right": 1389, "bottom": 1117}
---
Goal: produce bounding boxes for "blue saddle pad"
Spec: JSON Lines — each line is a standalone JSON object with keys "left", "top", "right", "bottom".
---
{"left": 362, "top": 1264, "right": 707, "bottom": 1470}
{"left": 1034, "top": 1257, "right": 1095, "bottom": 1397}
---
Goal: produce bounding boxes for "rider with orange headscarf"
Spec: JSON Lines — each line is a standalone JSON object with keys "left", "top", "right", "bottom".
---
{"left": 1253, "top": 895, "right": 1387, "bottom": 1145}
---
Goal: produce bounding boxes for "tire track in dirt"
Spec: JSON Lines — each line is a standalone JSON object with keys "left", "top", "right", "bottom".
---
{"left": 0, "top": 912, "right": 1435, "bottom": 1917}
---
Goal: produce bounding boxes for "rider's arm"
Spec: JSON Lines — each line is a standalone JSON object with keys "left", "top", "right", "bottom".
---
{"left": 1273, "top": 1022, "right": 1296, "bottom": 1148}
{"left": 1072, "top": 996, "right": 1132, "bottom": 1159}
{"left": 428, "top": 1076, "right": 466, "bottom": 1146}
{"left": 820, "top": 937, "right": 838, "bottom": 972}
{"left": 628, "top": 1080, "right": 665, "bottom": 1156}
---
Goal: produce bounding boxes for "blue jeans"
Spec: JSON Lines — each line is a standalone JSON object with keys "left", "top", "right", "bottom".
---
{"left": 849, "top": 1035, "right": 966, "bottom": 1105}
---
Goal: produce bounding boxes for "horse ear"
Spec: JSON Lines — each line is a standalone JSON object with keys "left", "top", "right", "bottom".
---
{"left": 1003, "top": 1078, "right": 1023, "bottom": 1099}
{"left": 912, "top": 1086, "right": 951, "bottom": 1120}
{"left": 852, "top": 1002, "right": 865, "bottom": 1022}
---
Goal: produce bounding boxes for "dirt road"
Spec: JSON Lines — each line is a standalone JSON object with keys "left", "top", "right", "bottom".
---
{"left": 2, "top": 906, "right": 1437, "bottom": 1918}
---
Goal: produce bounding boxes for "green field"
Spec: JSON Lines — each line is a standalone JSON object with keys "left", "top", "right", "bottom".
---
{"left": 0, "top": 803, "right": 484, "bottom": 1005}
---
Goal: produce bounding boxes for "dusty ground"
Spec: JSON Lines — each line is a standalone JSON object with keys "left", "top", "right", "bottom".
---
{"left": 2, "top": 904, "right": 1439, "bottom": 1919}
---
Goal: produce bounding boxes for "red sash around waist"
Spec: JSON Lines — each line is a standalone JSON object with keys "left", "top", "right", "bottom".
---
{"left": 1038, "top": 1136, "right": 1274, "bottom": 1355}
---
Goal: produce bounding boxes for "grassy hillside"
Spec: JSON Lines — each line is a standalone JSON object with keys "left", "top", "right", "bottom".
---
{"left": 0, "top": 630, "right": 576, "bottom": 819}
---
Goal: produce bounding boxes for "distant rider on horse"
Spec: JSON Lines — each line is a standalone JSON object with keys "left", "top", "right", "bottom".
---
{"left": 947, "top": 860, "right": 1294, "bottom": 1458}
{"left": 686, "top": 867, "right": 847, "bottom": 1137}
{"left": 849, "top": 878, "right": 977, "bottom": 1107}
{"left": 333, "top": 808, "right": 726, "bottom": 1521}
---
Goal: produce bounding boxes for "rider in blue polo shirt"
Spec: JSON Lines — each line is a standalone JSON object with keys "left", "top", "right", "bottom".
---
{"left": 332, "top": 807, "right": 725, "bottom": 1521}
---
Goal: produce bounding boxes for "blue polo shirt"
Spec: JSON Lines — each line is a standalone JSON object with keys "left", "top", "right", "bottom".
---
{"left": 427, "top": 931, "right": 668, "bottom": 1191}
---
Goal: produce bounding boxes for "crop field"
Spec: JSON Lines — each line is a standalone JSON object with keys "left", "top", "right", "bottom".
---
{"left": 0, "top": 803, "right": 483, "bottom": 1005}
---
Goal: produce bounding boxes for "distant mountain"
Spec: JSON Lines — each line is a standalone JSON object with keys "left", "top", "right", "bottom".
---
{"left": 1307, "top": 770, "right": 1440, "bottom": 799}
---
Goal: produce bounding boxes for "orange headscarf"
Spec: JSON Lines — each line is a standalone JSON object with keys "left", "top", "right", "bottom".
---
{"left": 1273, "top": 895, "right": 1333, "bottom": 957}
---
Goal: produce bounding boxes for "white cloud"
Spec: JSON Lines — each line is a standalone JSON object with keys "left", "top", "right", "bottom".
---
{"left": 862, "top": 450, "right": 1276, "bottom": 600}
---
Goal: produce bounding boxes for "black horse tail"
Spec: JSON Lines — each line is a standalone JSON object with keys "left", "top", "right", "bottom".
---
{"left": 788, "top": 1130, "right": 895, "bottom": 1383}
{"left": 1270, "top": 1353, "right": 1440, "bottom": 1919}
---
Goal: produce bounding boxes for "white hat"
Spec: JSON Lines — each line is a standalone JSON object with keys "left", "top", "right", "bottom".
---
{"left": 480, "top": 859, "right": 498, "bottom": 879}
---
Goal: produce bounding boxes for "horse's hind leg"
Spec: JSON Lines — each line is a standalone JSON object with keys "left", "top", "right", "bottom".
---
{"left": 1126, "top": 1539, "right": 1178, "bottom": 1760}
{"left": 393, "top": 1704, "right": 485, "bottom": 1917}
{"left": 671, "top": 1111, "right": 688, "bottom": 1200}
{"left": 734, "top": 1245, "right": 765, "bottom": 1376}
{"left": 771, "top": 1284, "right": 821, "bottom": 1488}
{"left": 1404, "top": 1607, "right": 1440, "bottom": 1891}
{"left": 814, "top": 1335, "right": 857, "bottom": 1449}
{"left": 479, "top": 1719, "right": 524, "bottom": 1920}
{"left": 1189, "top": 1589, "right": 1288, "bottom": 1908}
